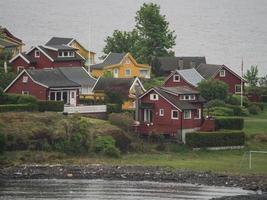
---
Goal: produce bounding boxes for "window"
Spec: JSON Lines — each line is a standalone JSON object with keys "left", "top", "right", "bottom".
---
{"left": 173, "top": 75, "right": 180, "bottom": 82}
{"left": 171, "top": 110, "right": 179, "bottom": 119}
{"left": 180, "top": 95, "right": 195, "bottom": 100}
{"left": 56, "top": 92, "right": 62, "bottom": 101}
{"left": 140, "top": 69, "right": 148, "bottom": 76}
{"left": 144, "top": 109, "right": 152, "bottom": 123}
{"left": 58, "top": 52, "right": 63, "bottom": 57}
{"left": 63, "top": 52, "right": 68, "bottom": 57}
{"left": 195, "top": 109, "right": 201, "bottom": 119}
{"left": 113, "top": 68, "right": 119, "bottom": 77}
{"left": 69, "top": 51, "right": 74, "bottom": 57}
{"left": 159, "top": 109, "right": 164, "bottom": 116}
{"left": 22, "top": 91, "right": 29, "bottom": 95}
{"left": 50, "top": 92, "right": 55, "bottom": 100}
{"left": 150, "top": 93, "right": 159, "bottom": 101}
{"left": 125, "top": 58, "right": 131, "bottom": 64}
{"left": 35, "top": 50, "right": 40, "bottom": 58}
{"left": 219, "top": 69, "right": 226, "bottom": 77}
{"left": 184, "top": 110, "right": 191, "bottom": 119}
{"left": 17, "top": 66, "right": 24, "bottom": 73}
{"left": 22, "top": 76, "right": 28, "bottom": 83}
{"left": 125, "top": 69, "right": 131, "bottom": 76}
{"left": 235, "top": 84, "right": 241, "bottom": 94}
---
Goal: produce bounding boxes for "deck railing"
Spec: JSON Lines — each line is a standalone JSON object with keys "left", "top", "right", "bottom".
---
{"left": 64, "top": 105, "right": 107, "bottom": 114}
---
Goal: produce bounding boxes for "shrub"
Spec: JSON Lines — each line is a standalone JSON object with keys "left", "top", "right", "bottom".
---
{"left": 108, "top": 113, "right": 134, "bottom": 132}
{"left": 198, "top": 80, "right": 228, "bottom": 101}
{"left": 94, "top": 136, "right": 116, "bottom": 153}
{"left": 215, "top": 117, "right": 244, "bottom": 130}
{"left": 0, "top": 132, "right": 5, "bottom": 154}
{"left": 103, "top": 145, "right": 120, "bottom": 158}
{"left": 0, "top": 104, "right": 38, "bottom": 112}
{"left": 17, "top": 95, "right": 37, "bottom": 105}
{"left": 209, "top": 106, "right": 234, "bottom": 116}
{"left": 4, "top": 93, "right": 21, "bottom": 104}
{"left": 227, "top": 95, "right": 250, "bottom": 107}
{"left": 38, "top": 101, "right": 64, "bottom": 112}
{"left": 206, "top": 99, "right": 225, "bottom": 108}
{"left": 251, "top": 102, "right": 264, "bottom": 111}
{"left": 107, "top": 103, "right": 122, "bottom": 113}
{"left": 248, "top": 104, "right": 261, "bottom": 115}
{"left": 262, "top": 95, "right": 267, "bottom": 103}
{"left": 186, "top": 131, "right": 245, "bottom": 148}
{"left": 225, "top": 104, "right": 249, "bottom": 116}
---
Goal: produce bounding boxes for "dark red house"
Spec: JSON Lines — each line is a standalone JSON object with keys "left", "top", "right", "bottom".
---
{"left": 136, "top": 86, "right": 206, "bottom": 141}
{"left": 9, "top": 45, "right": 84, "bottom": 73}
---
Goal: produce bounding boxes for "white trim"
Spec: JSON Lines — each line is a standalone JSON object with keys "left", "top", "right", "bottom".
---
{"left": 67, "top": 38, "right": 75, "bottom": 46}
{"left": 139, "top": 88, "right": 182, "bottom": 111}
{"left": 221, "top": 65, "right": 246, "bottom": 82}
{"left": 129, "top": 77, "right": 146, "bottom": 92}
{"left": 76, "top": 51, "right": 86, "bottom": 60}
{"left": 159, "top": 108, "right": 164, "bottom": 116}
{"left": 194, "top": 108, "right": 201, "bottom": 119}
{"left": 82, "top": 67, "right": 97, "bottom": 80}
{"left": 91, "top": 77, "right": 101, "bottom": 91}
{"left": 183, "top": 110, "right": 191, "bottom": 119}
{"left": 22, "top": 90, "right": 29, "bottom": 95}
{"left": 173, "top": 74, "right": 180, "bottom": 82}
{"left": 171, "top": 110, "right": 179, "bottom": 119}
{"left": 42, "top": 45, "right": 58, "bottom": 51}
{"left": 9, "top": 53, "right": 30, "bottom": 64}
{"left": 34, "top": 49, "right": 40, "bottom": 58}
{"left": 49, "top": 87, "right": 80, "bottom": 90}
{"left": 219, "top": 69, "right": 226, "bottom": 77}
{"left": 150, "top": 93, "right": 159, "bottom": 100}
{"left": 26, "top": 46, "right": 54, "bottom": 62}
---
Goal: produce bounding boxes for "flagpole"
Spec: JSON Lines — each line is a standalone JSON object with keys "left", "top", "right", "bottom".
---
{"left": 241, "top": 58, "right": 244, "bottom": 107}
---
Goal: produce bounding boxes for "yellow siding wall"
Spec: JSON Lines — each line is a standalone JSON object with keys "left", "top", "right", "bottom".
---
{"left": 122, "top": 100, "right": 135, "bottom": 110}
{"left": 91, "top": 69, "right": 104, "bottom": 77}
{"left": 70, "top": 41, "right": 95, "bottom": 63}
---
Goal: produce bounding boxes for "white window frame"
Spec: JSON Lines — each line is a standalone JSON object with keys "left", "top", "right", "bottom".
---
{"left": 125, "top": 69, "right": 131, "bottom": 76}
{"left": 184, "top": 110, "right": 191, "bottom": 119}
{"left": 180, "top": 95, "right": 195, "bottom": 100}
{"left": 22, "top": 91, "right": 29, "bottom": 95}
{"left": 219, "top": 69, "right": 226, "bottom": 77}
{"left": 195, "top": 108, "right": 201, "bottom": 119}
{"left": 150, "top": 93, "right": 159, "bottom": 101}
{"left": 35, "top": 50, "right": 40, "bottom": 58}
{"left": 22, "top": 76, "right": 28, "bottom": 83}
{"left": 17, "top": 66, "right": 24, "bottom": 73}
{"left": 140, "top": 69, "right": 148, "bottom": 76}
{"left": 113, "top": 68, "right": 119, "bottom": 77}
{"left": 235, "top": 84, "right": 241, "bottom": 94}
{"left": 173, "top": 74, "right": 180, "bottom": 82}
{"left": 58, "top": 51, "right": 75, "bottom": 58}
{"left": 171, "top": 110, "right": 179, "bottom": 119}
{"left": 144, "top": 109, "right": 152, "bottom": 123}
{"left": 159, "top": 109, "right": 164, "bottom": 116}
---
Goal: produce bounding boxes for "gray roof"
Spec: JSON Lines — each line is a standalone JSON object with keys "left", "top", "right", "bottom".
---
{"left": 59, "top": 67, "right": 96, "bottom": 87}
{"left": 196, "top": 63, "right": 223, "bottom": 79}
{"left": 156, "top": 56, "right": 206, "bottom": 73}
{"left": 45, "top": 37, "right": 73, "bottom": 46}
{"left": 90, "top": 53, "right": 126, "bottom": 69}
{"left": 160, "top": 86, "right": 199, "bottom": 95}
{"left": 22, "top": 53, "right": 36, "bottom": 63}
{"left": 46, "top": 45, "right": 77, "bottom": 51}
{"left": 175, "top": 68, "right": 204, "bottom": 87}
{"left": 26, "top": 68, "right": 80, "bottom": 88}
{"left": 0, "top": 38, "right": 18, "bottom": 48}
{"left": 154, "top": 87, "right": 196, "bottom": 110}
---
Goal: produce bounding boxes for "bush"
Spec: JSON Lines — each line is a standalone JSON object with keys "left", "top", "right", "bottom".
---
{"left": 251, "top": 102, "right": 264, "bottom": 111}
{"left": 198, "top": 80, "right": 228, "bottom": 101}
{"left": 209, "top": 106, "right": 234, "bottom": 116}
{"left": 0, "top": 104, "right": 38, "bottom": 112}
{"left": 227, "top": 95, "right": 250, "bottom": 107}
{"left": 103, "top": 145, "right": 121, "bottom": 158}
{"left": 3, "top": 93, "right": 21, "bottom": 104}
{"left": 38, "top": 101, "right": 64, "bottom": 112}
{"left": 186, "top": 131, "right": 245, "bottom": 148}
{"left": 107, "top": 103, "right": 122, "bottom": 113}
{"left": 262, "top": 95, "right": 267, "bottom": 103}
{"left": 225, "top": 104, "right": 249, "bottom": 116}
{"left": 0, "top": 132, "right": 5, "bottom": 154}
{"left": 248, "top": 104, "right": 261, "bottom": 115}
{"left": 215, "top": 117, "right": 244, "bottom": 130}
{"left": 206, "top": 99, "right": 226, "bottom": 108}
{"left": 17, "top": 95, "right": 37, "bottom": 105}
{"left": 108, "top": 113, "right": 134, "bottom": 132}
{"left": 94, "top": 136, "right": 121, "bottom": 157}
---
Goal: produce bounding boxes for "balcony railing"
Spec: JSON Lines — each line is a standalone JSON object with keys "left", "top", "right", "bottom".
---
{"left": 64, "top": 105, "right": 107, "bottom": 114}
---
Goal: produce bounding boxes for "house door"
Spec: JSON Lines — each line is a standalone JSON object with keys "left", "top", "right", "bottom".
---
{"left": 113, "top": 68, "right": 119, "bottom": 78}
{"left": 69, "top": 90, "right": 76, "bottom": 106}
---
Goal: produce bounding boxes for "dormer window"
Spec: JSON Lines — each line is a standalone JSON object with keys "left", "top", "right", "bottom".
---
{"left": 58, "top": 51, "right": 75, "bottom": 58}
{"left": 64, "top": 52, "right": 68, "bottom": 57}
{"left": 35, "top": 50, "right": 40, "bottom": 58}
{"left": 150, "top": 93, "right": 159, "bottom": 101}
{"left": 173, "top": 75, "right": 180, "bottom": 82}
{"left": 219, "top": 69, "right": 226, "bottom": 77}
{"left": 180, "top": 95, "right": 195, "bottom": 100}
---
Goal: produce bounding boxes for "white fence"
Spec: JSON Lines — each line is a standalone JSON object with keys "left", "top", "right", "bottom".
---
{"left": 64, "top": 105, "right": 107, "bottom": 114}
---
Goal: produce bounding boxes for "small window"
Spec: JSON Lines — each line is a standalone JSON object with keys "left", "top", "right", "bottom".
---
{"left": 22, "top": 91, "right": 29, "bottom": 95}
{"left": 64, "top": 52, "right": 68, "bottom": 57}
{"left": 195, "top": 109, "right": 201, "bottom": 119}
{"left": 50, "top": 92, "right": 55, "bottom": 100}
{"left": 69, "top": 51, "right": 74, "bottom": 57}
{"left": 35, "top": 50, "right": 40, "bottom": 58}
{"left": 219, "top": 69, "right": 226, "bottom": 77}
{"left": 159, "top": 109, "right": 164, "bottom": 116}
{"left": 22, "top": 76, "right": 28, "bottom": 83}
{"left": 150, "top": 93, "right": 159, "bottom": 101}
{"left": 184, "top": 110, "right": 191, "bottom": 119}
{"left": 140, "top": 69, "right": 148, "bottom": 76}
{"left": 125, "top": 69, "right": 131, "bottom": 76}
{"left": 173, "top": 74, "right": 180, "bottom": 82}
{"left": 235, "top": 84, "right": 241, "bottom": 93}
{"left": 58, "top": 52, "right": 63, "bottom": 57}
{"left": 171, "top": 110, "right": 179, "bottom": 119}
{"left": 56, "top": 92, "right": 62, "bottom": 101}
{"left": 17, "top": 66, "right": 24, "bottom": 73}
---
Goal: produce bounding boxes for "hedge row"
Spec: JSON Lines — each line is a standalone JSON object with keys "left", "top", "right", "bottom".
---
{"left": 215, "top": 117, "right": 244, "bottom": 130}
{"left": 38, "top": 101, "right": 64, "bottom": 112}
{"left": 262, "top": 95, "right": 267, "bottom": 103}
{"left": 0, "top": 104, "right": 38, "bottom": 112}
{"left": 107, "top": 104, "right": 122, "bottom": 113}
{"left": 186, "top": 131, "right": 245, "bottom": 148}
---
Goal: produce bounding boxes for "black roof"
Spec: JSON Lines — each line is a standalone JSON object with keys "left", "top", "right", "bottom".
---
{"left": 90, "top": 53, "right": 126, "bottom": 69}
{"left": 156, "top": 56, "right": 206, "bottom": 73}
{"left": 45, "top": 37, "right": 73, "bottom": 46}
{"left": 196, "top": 63, "right": 222, "bottom": 79}
{"left": 26, "top": 68, "right": 81, "bottom": 88}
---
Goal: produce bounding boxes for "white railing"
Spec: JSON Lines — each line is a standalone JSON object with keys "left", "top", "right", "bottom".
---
{"left": 64, "top": 105, "right": 107, "bottom": 114}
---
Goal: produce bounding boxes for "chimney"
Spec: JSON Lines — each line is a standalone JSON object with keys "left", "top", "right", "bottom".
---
{"left": 178, "top": 59, "right": 183, "bottom": 69}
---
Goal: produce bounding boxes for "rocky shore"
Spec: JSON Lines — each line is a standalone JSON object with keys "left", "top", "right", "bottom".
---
{"left": 0, "top": 164, "right": 266, "bottom": 193}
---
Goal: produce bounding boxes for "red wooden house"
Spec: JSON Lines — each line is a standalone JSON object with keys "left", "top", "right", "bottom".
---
{"left": 9, "top": 45, "right": 84, "bottom": 73}
{"left": 136, "top": 86, "right": 206, "bottom": 140}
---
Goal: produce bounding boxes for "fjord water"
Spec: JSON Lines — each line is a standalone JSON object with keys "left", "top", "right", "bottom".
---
{"left": 0, "top": 179, "right": 253, "bottom": 200}
{"left": 0, "top": 0, "right": 267, "bottom": 75}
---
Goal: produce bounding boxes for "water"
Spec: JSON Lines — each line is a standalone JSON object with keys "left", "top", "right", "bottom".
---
{"left": 0, "top": 179, "right": 254, "bottom": 200}
{"left": 0, "top": 0, "right": 267, "bottom": 75}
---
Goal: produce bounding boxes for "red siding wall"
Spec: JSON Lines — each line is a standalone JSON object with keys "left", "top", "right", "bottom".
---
{"left": 53, "top": 60, "right": 82, "bottom": 67}
{"left": 163, "top": 73, "right": 196, "bottom": 89}
{"left": 214, "top": 66, "right": 244, "bottom": 94}
{"left": 28, "top": 49, "right": 54, "bottom": 69}
{"left": 11, "top": 57, "right": 32, "bottom": 72}
{"left": 6, "top": 72, "right": 48, "bottom": 100}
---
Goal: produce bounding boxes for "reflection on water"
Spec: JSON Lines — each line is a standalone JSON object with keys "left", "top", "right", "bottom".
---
{"left": 0, "top": 179, "right": 254, "bottom": 200}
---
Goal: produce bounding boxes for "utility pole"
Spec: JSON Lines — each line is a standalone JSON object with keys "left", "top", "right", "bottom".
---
{"left": 241, "top": 58, "right": 244, "bottom": 107}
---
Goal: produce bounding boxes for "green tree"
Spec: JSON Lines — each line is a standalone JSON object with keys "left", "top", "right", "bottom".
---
{"left": 102, "top": 71, "right": 114, "bottom": 78}
{"left": 259, "top": 75, "right": 267, "bottom": 87}
{"left": 244, "top": 65, "right": 259, "bottom": 87}
{"left": 198, "top": 80, "right": 228, "bottom": 101}
{"left": 0, "top": 51, "right": 15, "bottom": 90}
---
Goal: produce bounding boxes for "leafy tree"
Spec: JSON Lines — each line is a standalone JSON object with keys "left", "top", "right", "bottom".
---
{"left": 102, "top": 71, "right": 114, "bottom": 78}
{"left": 0, "top": 51, "right": 15, "bottom": 90}
{"left": 198, "top": 80, "right": 228, "bottom": 101}
{"left": 244, "top": 65, "right": 259, "bottom": 87}
{"left": 259, "top": 75, "right": 267, "bottom": 87}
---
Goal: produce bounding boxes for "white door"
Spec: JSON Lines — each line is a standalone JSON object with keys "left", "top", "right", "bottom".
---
{"left": 113, "top": 68, "right": 119, "bottom": 78}
{"left": 69, "top": 90, "right": 77, "bottom": 106}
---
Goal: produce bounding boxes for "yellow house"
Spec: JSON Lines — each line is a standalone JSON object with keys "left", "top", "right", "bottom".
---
{"left": 90, "top": 52, "right": 151, "bottom": 79}
{"left": 92, "top": 77, "right": 146, "bottom": 110}
{"left": 45, "top": 37, "right": 96, "bottom": 66}
{"left": 0, "top": 27, "right": 24, "bottom": 56}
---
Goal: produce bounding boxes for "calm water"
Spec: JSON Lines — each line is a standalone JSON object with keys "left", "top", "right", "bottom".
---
{"left": 0, "top": 179, "right": 254, "bottom": 200}
{"left": 0, "top": 0, "right": 267, "bottom": 75}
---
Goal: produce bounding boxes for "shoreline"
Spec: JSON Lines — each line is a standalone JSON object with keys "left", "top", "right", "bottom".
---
{"left": 0, "top": 164, "right": 266, "bottom": 192}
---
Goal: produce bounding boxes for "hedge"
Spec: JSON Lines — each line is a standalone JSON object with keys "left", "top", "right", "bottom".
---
{"left": 262, "top": 95, "right": 267, "bottom": 103}
{"left": 215, "top": 117, "right": 244, "bottom": 130}
{"left": 0, "top": 104, "right": 38, "bottom": 112}
{"left": 107, "top": 103, "right": 122, "bottom": 113}
{"left": 38, "top": 101, "right": 64, "bottom": 112}
{"left": 186, "top": 131, "right": 245, "bottom": 148}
